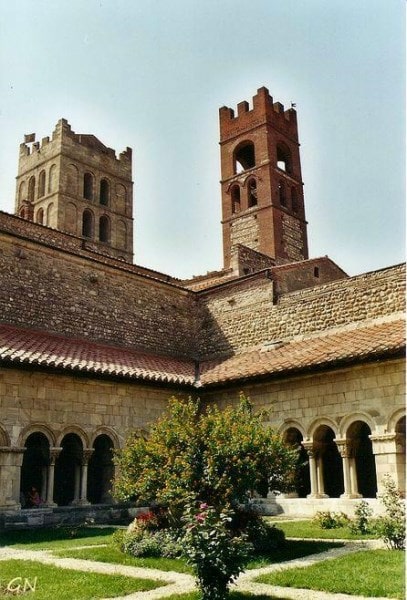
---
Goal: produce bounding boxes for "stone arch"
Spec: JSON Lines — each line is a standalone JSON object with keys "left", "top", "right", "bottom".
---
{"left": 36, "top": 207, "right": 44, "bottom": 225}
{"left": 339, "top": 412, "right": 377, "bottom": 438}
{"left": 115, "top": 183, "right": 127, "bottom": 214}
{"left": 28, "top": 176, "right": 35, "bottom": 202}
{"left": 88, "top": 433, "right": 115, "bottom": 504}
{"left": 18, "top": 423, "right": 56, "bottom": 447}
{"left": 99, "top": 178, "right": 110, "bottom": 206}
{"left": 20, "top": 431, "right": 50, "bottom": 507}
{"left": 54, "top": 432, "right": 84, "bottom": 506}
{"left": 56, "top": 426, "right": 89, "bottom": 448}
{"left": 281, "top": 425, "right": 310, "bottom": 498}
{"left": 46, "top": 202, "right": 55, "bottom": 227}
{"left": 346, "top": 420, "right": 377, "bottom": 498}
{"left": 279, "top": 420, "right": 306, "bottom": 439}
{"left": 48, "top": 164, "right": 57, "bottom": 193}
{"left": 313, "top": 423, "right": 344, "bottom": 497}
{"left": 387, "top": 408, "right": 406, "bottom": 434}
{"left": 82, "top": 209, "right": 94, "bottom": 238}
{"left": 307, "top": 417, "right": 338, "bottom": 440}
{"left": 67, "top": 163, "right": 79, "bottom": 197}
{"left": 395, "top": 415, "right": 406, "bottom": 494}
{"left": 65, "top": 202, "right": 78, "bottom": 234}
{"left": 38, "top": 170, "right": 46, "bottom": 198}
{"left": 89, "top": 427, "right": 120, "bottom": 449}
{"left": 18, "top": 180, "right": 26, "bottom": 201}
{"left": 99, "top": 214, "right": 110, "bottom": 243}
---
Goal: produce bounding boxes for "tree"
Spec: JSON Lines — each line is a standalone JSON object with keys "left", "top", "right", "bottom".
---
{"left": 114, "top": 394, "right": 297, "bottom": 522}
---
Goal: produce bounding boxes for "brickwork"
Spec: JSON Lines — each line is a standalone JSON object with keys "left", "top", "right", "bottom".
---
{"left": 220, "top": 87, "right": 308, "bottom": 268}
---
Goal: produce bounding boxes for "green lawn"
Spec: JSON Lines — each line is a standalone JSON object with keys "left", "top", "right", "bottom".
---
{"left": 0, "top": 526, "right": 117, "bottom": 550}
{"left": 0, "top": 559, "right": 163, "bottom": 600}
{"left": 266, "top": 518, "right": 379, "bottom": 539}
{"left": 164, "top": 594, "right": 288, "bottom": 600}
{"left": 256, "top": 549, "right": 405, "bottom": 599}
{"left": 54, "top": 538, "right": 341, "bottom": 572}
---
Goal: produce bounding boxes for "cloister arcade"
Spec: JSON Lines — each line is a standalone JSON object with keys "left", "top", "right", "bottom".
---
{"left": 280, "top": 412, "right": 405, "bottom": 500}
{"left": 18, "top": 427, "right": 116, "bottom": 508}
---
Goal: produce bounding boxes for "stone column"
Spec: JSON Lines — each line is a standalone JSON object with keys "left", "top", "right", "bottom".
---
{"left": 0, "top": 447, "right": 26, "bottom": 510}
{"left": 45, "top": 447, "right": 62, "bottom": 507}
{"left": 337, "top": 440, "right": 353, "bottom": 498}
{"left": 77, "top": 449, "right": 93, "bottom": 506}
{"left": 304, "top": 445, "right": 319, "bottom": 498}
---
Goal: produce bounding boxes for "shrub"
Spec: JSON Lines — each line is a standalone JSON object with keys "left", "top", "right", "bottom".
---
{"left": 349, "top": 500, "right": 374, "bottom": 535}
{"left": 314, "top": 511, "right": 350, "bottom": 529}
{"left": 376, "top": 475, "right": 405, "bottom": 550}
{"left": 246, "top": 518, "right": 285, "bottom": 554}
{"left": 182, "top": 502, "right": 252, "bottom": 600}
{"left": 114, "top": 527, "right": 184, "bottom": 558}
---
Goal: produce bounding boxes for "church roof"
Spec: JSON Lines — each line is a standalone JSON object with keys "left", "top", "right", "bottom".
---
{"left": 0, "top": 318, "right": 404, "bottom": 388}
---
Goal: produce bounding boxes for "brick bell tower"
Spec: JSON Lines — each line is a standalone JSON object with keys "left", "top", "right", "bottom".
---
{"left": 219, "top": 86, "right": 308, "bottom": 269}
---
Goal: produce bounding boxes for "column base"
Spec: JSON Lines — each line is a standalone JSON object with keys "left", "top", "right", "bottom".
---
{"left": 306, "top": 493, "right": 329, "bottom": 499}
{"left": 75, "top": 499, "right": 91, "bottom": 506}
{"left": 340, "top": 493, "right": 362, "bottom": 499}
{"left": 44, "top": 501, "right": 57, "bottom": 508}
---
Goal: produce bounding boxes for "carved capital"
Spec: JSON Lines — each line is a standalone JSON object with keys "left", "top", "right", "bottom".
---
{"left": 49, "top": 447, "right": 63, "bottom": 464}
{"left": 81, "top": 449, "right": 94, "bottom": 465}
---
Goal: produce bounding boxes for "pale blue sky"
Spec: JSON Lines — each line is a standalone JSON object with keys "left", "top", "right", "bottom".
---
{"left": 0, "top": 0, "right": 404, "bottom": 278}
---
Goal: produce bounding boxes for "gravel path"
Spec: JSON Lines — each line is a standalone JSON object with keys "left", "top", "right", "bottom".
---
{"left": 0, "top": 540, "right": 393, "bottom": 600}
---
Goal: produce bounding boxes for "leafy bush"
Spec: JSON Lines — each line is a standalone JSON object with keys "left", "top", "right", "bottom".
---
{"left": 314, "top": 511, "right": 350, "bottom": 529}
{"left": 114, "top": 395, "right": 297, "bottom": 526}
{"left": 349, "top": 500, "right": 374, "bottom": 535}
{"left": 376, "top": 475, "right": 405, "bottom": 550}
{"left": 182, "top": 502, "right": 252, "bottom": 600}
{"left": 246, "top": 518, "right": 286, "bottom": 554}
{"left": 112, "top": 527, "right": 183, "bottom": 558}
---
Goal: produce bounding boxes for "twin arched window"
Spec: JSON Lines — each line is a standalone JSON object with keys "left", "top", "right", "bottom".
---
{"left": 231, "top": 185, "right": 241, "bottom": 214}
{"left": 234, "top": 141, "right": 255, "bottom": 174}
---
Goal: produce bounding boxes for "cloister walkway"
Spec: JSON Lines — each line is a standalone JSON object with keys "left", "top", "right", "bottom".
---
{"left": 0, "top": 538, "right": 391, "bottom": 600}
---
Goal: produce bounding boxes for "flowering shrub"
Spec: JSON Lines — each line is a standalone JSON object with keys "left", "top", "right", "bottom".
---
{"left": 376, "top": 474, "right": 405, "bottom": 550}
{"left": 112, "top": 527, "right": 183, "bottom": 558}
{"left": 182, "top": 502, "right": 252, "bottom": 600}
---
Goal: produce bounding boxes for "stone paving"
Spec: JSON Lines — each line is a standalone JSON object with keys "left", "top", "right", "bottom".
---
{"left": 0, "top": 539, "right": 394, "bottom": 600}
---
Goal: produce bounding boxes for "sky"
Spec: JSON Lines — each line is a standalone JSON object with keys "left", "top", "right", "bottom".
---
{"left": 0, "top": 0, "right": 405, "bottom": 279}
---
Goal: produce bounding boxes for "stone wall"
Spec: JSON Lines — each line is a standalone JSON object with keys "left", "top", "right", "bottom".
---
{"left": 0, "top": 227, "right": 201, "bottom": 359}
{"left": 198, "top": 264, "right": 405, "bottom": 359}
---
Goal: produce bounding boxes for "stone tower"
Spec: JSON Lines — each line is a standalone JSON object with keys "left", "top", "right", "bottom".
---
{"left": 219, "top": 87, "right": 308, "bottom": 269}
{"left": 15, "top": 119, "right": 133, "bottom": 262}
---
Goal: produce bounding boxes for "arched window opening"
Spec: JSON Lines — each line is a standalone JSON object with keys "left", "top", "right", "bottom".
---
{"left": 99, "top": 215, "right": 110, "bottom": 243}
{"left": 20, "top": 432, "right": 50, "bottom": 508}
{"left": 28, "top": 176, "right": 35, "bottom": 202}
{"left": 100, "top": 179, "right": 109, "bottom": 205}
{"left": 83, "top": 173, "right": 94, "bottom": 200}
{"left": 48, "top": 164, "right": 57, "bottom": 193}
{"left": 18, "top": 181, "right": 26, "bottom": 201}
{"left": 38, "top": 170, "right": 46, "bottom": 198}
{"left": 291, "top": 188, "right": 298, "bottom": 213}
{"left": 234, "top": 142, "right": 255, "bottom": 173}
{"left": 314, "top": 266, "right": 320, "bottom": 278}
{"left": 36, "top": 208, "right": 44, "bottom": 225}
{"left": 46, "top": 203, "right": 55, "bottom": 227}
{"left": 54, "top": 434, "right": 83, "bottom": 506}
{"left": 395, "top": 416, "right": 406, "bottom": 494}
{"left": 283, "top": 428, "right": 310, "bottom": 498}
{"left": 82, "top": 210, "right": 94, "bottom": 238}
{"left": 276, "top": 143, "right": 292, "bottom": 173}
{"left": 347, "top": 421, "right": 377, "bottom": 498}
{"left": 248, "top": 179, "right": 258, "bottom": 207}
{"left": 88, "top": 435, "right": 114, "bottom": 504}
{"left": 314, "top": 425, "right": 344, "bottom": 498}
{"left": 278, "top": 181, "right": 286, "bottom": 207}
{"left": 231, "top": 185, "right": 241, "bottom": 214}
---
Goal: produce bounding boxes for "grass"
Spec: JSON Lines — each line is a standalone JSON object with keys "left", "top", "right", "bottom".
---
{"left": 54, "top": 538, "right": 341, "bottom": 572}
{"left": 266, "top": 518, "right": 379, "bottom": 539}
{"left": 0, "top": 526, "right": 117, "bottom": 550}
{"left": 54, "top": 544, "right": 193, "bottom": 574}
{"left": 256, "top": 549, "right": 405, "bottom": 599}
{"left": 0, "top": 559, "right": 163, "bottom": 599}
{"left": 164, "top": 594, "right": 288, "bottom": 600}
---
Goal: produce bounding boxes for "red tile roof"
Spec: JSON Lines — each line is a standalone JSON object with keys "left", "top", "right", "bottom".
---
{"left": 0, "top": 324, "right": 196, "bottom": 386}
{"left": 0, "top": 319, "right": 404, "bottom": 388}
{"left": 199, "top": 319, "right": 405, "bottom": 386}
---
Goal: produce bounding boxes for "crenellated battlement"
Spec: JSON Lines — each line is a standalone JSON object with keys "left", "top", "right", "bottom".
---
{"left": 219, "top": 86, "right": 298, "bottom": 141}
{"left": 19, "top": 119, "right": 132, "bottom": 165}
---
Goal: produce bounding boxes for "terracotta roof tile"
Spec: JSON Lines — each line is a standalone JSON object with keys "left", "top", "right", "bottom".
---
{"left": 0, "top": 324, "right": 196, "bottom": 386}
{"left": 199, "top": 319, "right": 405, "bottom": 386}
